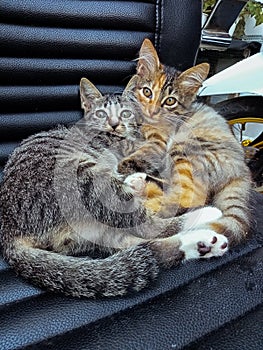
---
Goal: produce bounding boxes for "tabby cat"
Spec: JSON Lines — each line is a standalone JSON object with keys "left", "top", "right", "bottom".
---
{"left": 0, "top": 77, "right": 228, "bottom": 298}
{"left": 118, "top": 38, "right": 253, "bottom": 247}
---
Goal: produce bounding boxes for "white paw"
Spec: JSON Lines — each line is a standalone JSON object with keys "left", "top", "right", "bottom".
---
{"left": 183, "top": 206, "right": 222, "bottom": 231}
{"left": 179, "top": 229, "right": 228, "bottom": 260}
{"left": 124, "top": 172, "right": 147, "bottom": 196}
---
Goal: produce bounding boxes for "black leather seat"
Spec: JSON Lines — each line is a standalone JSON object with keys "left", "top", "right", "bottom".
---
{"left": 0, "top": 1, "right": 262, "bottom": 349}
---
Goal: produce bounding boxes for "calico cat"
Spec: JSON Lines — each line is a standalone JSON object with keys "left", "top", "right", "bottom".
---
{"left": 0, "top": 77, "right": 228, "bottom": 298}
{"left": 118, "top": 38, "right": 253, "bottom": 246}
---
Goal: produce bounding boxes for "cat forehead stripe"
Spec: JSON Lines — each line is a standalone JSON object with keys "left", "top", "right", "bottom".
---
{"left": 103, "top": 94, "right": 124, "bottom": 107}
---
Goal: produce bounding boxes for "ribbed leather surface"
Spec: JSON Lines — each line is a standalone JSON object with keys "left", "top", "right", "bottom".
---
{"left": 1, "top": 1, "right": 262, "bottom": 349}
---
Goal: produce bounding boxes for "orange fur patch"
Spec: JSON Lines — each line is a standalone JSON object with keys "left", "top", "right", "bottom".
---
{"left": 209, "top": 222, "right": 226, "bottom": 234}
{"left": 144, "top": 182, "right": 163, "bottom": 213}
{"left": 178, "top": 189, "right": 206, "bottom": 208}
{"left": 145, "top": 182, "right": 163, "bottom": 198}
{"left": 144, "top": 197, "right": 162, "bottom": 213}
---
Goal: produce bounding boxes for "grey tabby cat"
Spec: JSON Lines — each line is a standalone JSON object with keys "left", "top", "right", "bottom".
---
{"left": 0, "top": 78, "right": 228, "bottom": 298}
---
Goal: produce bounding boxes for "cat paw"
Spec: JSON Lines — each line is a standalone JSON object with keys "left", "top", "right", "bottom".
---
{"left": 118, "top": 157, "right": 150, "bottom": 175}
{"left": 183, "top": 207, "right": 222, "bottom": 231}
{"left": 179, "top": 229, "right": 228, "bottom": 260}
{"left": 124, "top": 172, "right": 147, "bottom": 196}
{"left": 118, "top": 158, "right": 137, "bottom": 175}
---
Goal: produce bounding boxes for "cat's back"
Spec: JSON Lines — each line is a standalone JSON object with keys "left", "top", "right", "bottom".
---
{"left": 3, "top": 127, "right": 68, "bottom": 178}
{"left": 187, "top": 103, "right": 249, "bottom": 176}
{"left": 1, "top": 127, "right": 71, "bottom": 206}
{"left": 189, "top": 103, "right": 242, "bottom": 149}
{"left": 190, "top": 104, "right": 229, "bottom": 133}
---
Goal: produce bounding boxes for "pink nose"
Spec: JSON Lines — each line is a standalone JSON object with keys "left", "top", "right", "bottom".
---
{"left": 149, "top": 108, "right": 160, "bottom": 118}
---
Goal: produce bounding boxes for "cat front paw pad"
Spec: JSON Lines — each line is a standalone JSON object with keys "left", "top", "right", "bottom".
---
{"left": 180, "top": 230, "right": 228, "bottom": 260}
{"left": 124, "top": 172, "right": 147, "bottom": 196}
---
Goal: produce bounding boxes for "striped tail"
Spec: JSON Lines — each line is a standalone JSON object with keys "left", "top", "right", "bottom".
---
{"left": 3, "top": 238, "right": 159, "bottom": 298}
{"left": 208, "top": 178, "right": 253, "bottom": 245}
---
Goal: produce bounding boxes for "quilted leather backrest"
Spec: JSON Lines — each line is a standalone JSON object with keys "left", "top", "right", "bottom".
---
{"left": 0, "top": 0, "right": 202, "bottom": 178}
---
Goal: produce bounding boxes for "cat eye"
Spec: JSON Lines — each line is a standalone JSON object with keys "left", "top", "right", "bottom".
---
{"left": 164, "top": 97, "right": 177, "bottom": 107}
{"left": 95, "top": 110, "right": 108, "bottom": 119}
{"left": 121, "top": 110, "right": 132, "bottom": 119}
{"left": 142, "top": 87, "right": 152, "bottom": 99}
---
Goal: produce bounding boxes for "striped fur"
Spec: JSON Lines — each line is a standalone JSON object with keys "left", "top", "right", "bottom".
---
{"left": 118, "top": 39, "right": 253, "bottom": 246}
{"left": 1, "top": 77, "right": 230, "bottom": 298}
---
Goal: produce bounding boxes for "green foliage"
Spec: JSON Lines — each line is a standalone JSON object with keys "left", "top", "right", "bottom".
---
{"left": 234, "top": 1, "right": 263, "bottom": 38}
{"left": 203, "top": 0, "right": 217, "bottom": 14}
{"left": 203, "top": 0, "right": 263, "bottom": 38}
{"left": 245, "top": 1, "right": 263, "bottom": 26}
{"left": 233, "top": 16, "right": 246, "bottom": 39}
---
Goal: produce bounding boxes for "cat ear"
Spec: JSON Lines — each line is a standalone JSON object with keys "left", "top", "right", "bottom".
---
{"left": 177, "top": 63, "right": 210, "bottom": 100}
{"left": 122, "top": 75, "right": 138, "bottom": 98}
{"left": 80, "top": 78, "right": 102, "bottom": 111}
{"left": 137, "top": 38, "right": 161, "bottom": 78}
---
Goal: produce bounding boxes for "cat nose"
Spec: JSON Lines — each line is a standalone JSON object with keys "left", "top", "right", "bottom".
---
{"left": 109, "top": 119, "right": 119, "bottom": 130}
{"left": 149, "top": 106, "right": 160, "bottom": 118}
{"left": 150, "top": 109, "right": 160, "bottom": 118}
{"left": 111, "top": 123, "right": 119, "bottom": 130}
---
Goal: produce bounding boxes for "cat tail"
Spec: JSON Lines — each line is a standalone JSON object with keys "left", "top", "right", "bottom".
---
{"left": 3, "top": 238, "right": 159, "bottom": 298}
